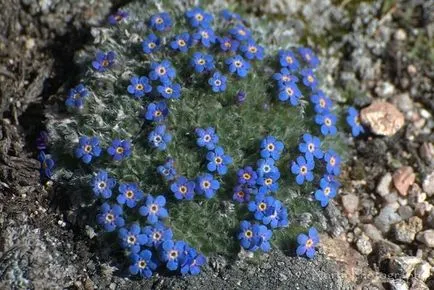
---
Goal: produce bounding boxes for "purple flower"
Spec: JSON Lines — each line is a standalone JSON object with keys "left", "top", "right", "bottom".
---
{"left": 217, "top": 36, "right": 239, "bottom": 52}
{"left": 144, "top": 101, "right": 169, "bottom": 123}
{"left": 232, "top": 185, "right": 252, "bottom": 203}
{"left": 127, "top": 76, "right": 152, "bottom": 99}
{"left": 108, "top": 10, "right": 128, "bottom": 25}
{"left": 65, "top": 84, "right": 89, "bottom": 109}
{"left": 237, "top": 166, "right": 258, "bottom": 186}
{"left": 74, "top": 136, "right": 101, "bottom": 164}
{"left": 92, "top": 51, "right": 115, "bottom": 72}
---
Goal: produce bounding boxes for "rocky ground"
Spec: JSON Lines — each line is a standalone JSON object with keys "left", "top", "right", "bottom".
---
{"left": 0, "top": 0, "right": 433, "bottom": 289}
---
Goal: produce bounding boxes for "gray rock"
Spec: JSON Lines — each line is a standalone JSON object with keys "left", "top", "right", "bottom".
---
{"left": 426, "top": 209, "right": 434, "bottom": 228}
{"left": 410, "top": 279, "right": 429, "bottom": 290}
{"left": 341, "top": 194, "right": 359, "bottom": 213}
{"left": 391, "top": 217, "right": 422, "bottom": 244}
{"left": 416, "top": 230, "right": 434, "bottom": 247}
{"left": 393, "top": 93, "right": 413, "bottom": 113}
{"left": 413, "top": 261, "right": 432, "bottom": 282}
{"left": 377, "top": 173, "right": 392, "bottom": 197}
{"left": 374, "top": 206, "right": 402, "bottom": 233}
{"left": 356, "top": 236, "right": 373, "bottom": 255}
{"left": 388, "top": 256, "right": 421, "bottom": 279}
{"left": 388, "top": 279, "right": 409, "bottom": 290}
{"left": 362, "top": 224, "right": 383, "bottom": 241}
{"left": 422, "top": 171, "right": 434, "bottom": 196}
{"left": 397, "top": 205, "right": 414, "bottom": 220}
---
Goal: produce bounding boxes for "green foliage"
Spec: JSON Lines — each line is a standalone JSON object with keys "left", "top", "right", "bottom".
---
{"left": 47, "top": 0, "right": 344, "bottom": 259}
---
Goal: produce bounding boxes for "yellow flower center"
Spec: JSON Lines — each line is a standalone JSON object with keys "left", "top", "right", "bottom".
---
{"left": 105, "top": 213, "right": 114, "bottom": 222}
{"left": 245, "top": 230, "right": 253, "bottom": 238}
{"left": 324, "top": 187, "right": 331, "bottom": 196}
{"left": 319, "top": 99, "right": 326, "bottom": 108}
{"left": 300, "top": 166, "right": 307, "bottom": 174}
{"left": 308, "top": 143, "right": 314, "bottom": 152}
{"left": 126, "top": 190, "right": 134, "bottom": 199}
{"left": 237, "top": 191, "right": 245, "bottom": 198}
{"left": 128, "top": 235, "right": 136, "bottom": 244}
{"left": 139, "top": 260, "right": 147, "bottom": 269}
{"left": 306, "top": 238, "right": 314, "bottom": 248}
{"left": 153, "top": 232, "right": 161, "bottom": 240}
{"left": 116, "top": 147, "right": 124, "bottom": 154}
{"left": 203, "top": 181, "right": 211, "bottom": 188}
{"left": 170, "top": 250, "right": 178, "bottom": 259}
{"left": 148, "top": 42, "right": 156, "bottom": 49}
{"left": 154, "top": 110, "right": 162, "bottom": 117}
{"left": 249, "top": 46, "right": 257, "bottom": 53}
{"left": 286, "top": 88, "right": 294, "bottom": 96}
{"left": 259, "top": 202, "right": 267, "bottom": 211}
{"left": 215, "top": 80, "right": 221, "bottom": 86}
{"left": 325, "top": 118, "right": 332, "bottom": 126}
{"left": 84, "top": 145, "right": 92, "bottom": 153}
{"left": 267, "top": 143, "right": 275, "bottom": 151}
{"left": 307, "top": 75, "right": 314, "bottom": 83}
{"left": 136, "top": 84, "right": 144, "bottom": 91}
{"left": 98, "top": 181, "right": 106, "bottom": 189}
{"left": 330, "top": 157, "right": 335, "bottom": 166}
{"left": 179, "top": 186, "right": 187, "bottom": 194}
{"left": 201, "top": 32, "right": 209, "bottom": 38}
{"left": 243, "top": 173, "right": 251, "bottom": 180}
{"left": 234, "top": 61, "right": 242, "bottom": 67}
{"left": 286, "top": 56, "right": 293, "bottom": 64}
{"left": 165, "top": 87, "right": 173, "bottom": 94}
{"left": 102, "top": 60, "right": 109, "bottom": 67}
{"left": 198, "top": 59, "right": 205, "bottom": 65}
{"left": 150, "top": 204, "right": 158, "bottom": 213}
{"left": 215, "top": 157, "right": 223, "bottom": 164}
{"left": 158, "top": 67, "right": 166, "bottom": 75}
{"left": 178, "top": 39, "right": 186, "bottom": 47}
{"left": 195, "top": 14, "right": 203, "bottom": 21}
{"left": 156, "top": 17, "right": 163, "bottom": 24}
{"left": 265, "top": 178, "right": 273, "bottom": 185}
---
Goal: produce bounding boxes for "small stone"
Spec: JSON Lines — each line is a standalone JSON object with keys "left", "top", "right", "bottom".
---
{"left": 384, "top": 192, "right": 398, "bottom": 204}
{"left": 426, "top": 210, "right": 434, "bottom": 228}
{"left": 375, "top": 81, "right": 395, "bottom": 98}
{"left": 410, "top": 279, "right": 429, "bottom": 290}
{"left": 419, "top": 143, "right": 434, "bottom": 166}
{"left": 387, "top": 279, "right": 408, "bottom": 290}
{"left": 416, "top": 230, "right": 434, "bottom": 247}
{"left": 422, "top": 171, "right": 434, "bottom": 196}
{"left": 393, "top": 93, "right": 413, "bottom": 113}
{"left": 391, "top": 217, "right": 422, "bottom": 244}
{"left": 377, "top": 173, "right": 393, "bottom": 197}
{"left": 392, "top": 166, "right": 415, "bottom": 196}
{"left": 394, "top": 28, "right": 407, "bottom": 41}
{"left": 407, "top": 184, "right": 424, "bottom": 207}
{"left": 278, "top": 273, "right": 288, "bottom": 282}
{"left": 360, "top": 101, "right": 405, "bottom": 136}
{"left": 397, "top": 205, "right": 414, "bottom": 220}
{"left": 389, "top": 256, "right": 421, "bottom": 279}
{"left": 362, "top": 224, "right": 383, "bottom": 241}
{"left": 374, "top": 206, "right": 402, "bottom": 233}
{"left": 413, "top": 261, "right": 431, "bottom": 281}
{"left": 356, "top": 236, "right": 372, "bottom": 255}
{"left": 414, "top": 202, "right": 432, "bottom": 217}
{"left": 407, "top": 64, "right": 417, "bottom": 75}
{"left": 341, "top": 194, "right": 359, "bottom": 213}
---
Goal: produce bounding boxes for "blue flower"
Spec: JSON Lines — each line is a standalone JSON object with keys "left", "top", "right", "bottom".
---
{"left": 171, "top": 176, "right": 195, "bottom": 200}
{"left": 36, "top": 131, "right": 49, "bottom": 151}
{"left": 290, "top": 156, "right": 315, "bottom": 185}
{"left": 208, "top": 71, "right": 227, "bottom": 93}
{"left": 260, "top": 136, "right": 284, "bottom": 160}
{"left": 300, "top": 68, "right": 318, "bottom": 90}
{"left": 149, "top": 12, "right": 172, "bottom": 31}
{"left": 237, "top": 221, "right": 272, "bottom": 252}
{"left": 220, "top": 9, "right": 242, "bottom": 22}
{"left": 232, "top": 185, "right": 252, "bottom": 203}
{"left": 206, "top": 146, "right": 232, "bottom": 175}
{"left": 195, "top": 127, "right": 219, "bottom": 150}
{"left": 236, "top": 91, "right": 246, "bottom": 104}
{"left": 117, "top": 183, "right": 144, "bottom": 208}
{"left": 65, "top": 84, "right": 89, "bottom": 109}
{"left": 149, "top": 60, "right": 176, "bottom": 84}
{"left": 185, "top": 7, "right": 213, "bottom": 28}
{"left": 38, "top": 151, "right": 54, "bottom": 179}
{"left": 278, "top": 50, "right": 299, "bottom": 71}
{"left": 148, "top": 125, "right": 172, "bottom": 151}
{"left": 346, "top": 107, "right": 365, "bottom": 137}
{"left": 107, "top": 139, "right": 132, "bottom": 161}
{"left": 314, "top": 177, "right": 337, "bottom": 207}
{"left": 191, "top": 52, "right": 215, "bottom": 73}
{"left": 256, "top": 158, "right": 278, "bottom": 177}
{"left": 298, "top": 47, "right": 320, "bottom": 68}
{"left": 229, "top": 25, "right": 251, "bottom": 41}
{"left": 296, "top": 227, "right": 319, "bottom": 259}
{"left": 160, "top": 240, "right": 186, "bottom": 271}
{"left": 127, "top": 76, "right": 152, "bottom": 99}
{"left": 143, "top": 222, "right": 173, "bottom": 248}
{"left": 250, "top": 196, "right": 288, "bottom": 228}
{"left": 92, "top": 51, "right": 115, "bottom": 72}
{"left": 321, "top": 174, "right": 341, "bottom": 189}
{"left": 192, "top": 28, "right": 216, "bottom": 47}
{"left": 225, "top": 55, "right": 250, "bottom": 78}
{"left": 108, "top": 10, "right": 128, "bottom": 25}
{"left": 310, "top": 90, "right": 332, "bottom": 114}
{"left": 180, "top": 246, "right": 207, "bottom": 276}
{"left": 240, "top": 40, "right": 264, "bottom": 60}
{"left": 142, "top": 34, "right": 160, "bottom": 54}
{"left": 278, "top": 82, "right": 302, "bottom": 106}
{"left": 237, "top": 166, "right": 258, "bottom": 186}
{"left": 129, "top": 250, "right": 157, "bottom": 278}
{"left": 195, "top": 173, "right": 220, "bottom": 199}
{"left": 217, "top": 36, "right": 239, "bottom": 52}
{"left": 315, "top": 113, "right": 337, "bottom": 136}
{"left": 144, "top": 101, "right": 169, "bottom": 123}
{"left": 97, "top": 203, "right": 125, "bottom": 232}
{"left": 139, "top": 195, "right": 169, "bottom": 224}
{"left": 170, "top": 32, "right": 191, "bottom": 53}
{"left": 91, "top": 170, "right": 116, "bottom": 199}
{"left": 74, "top": 136, "right": 101, "bottom": 164}
{"left": 157, "top": 159, "right": 177, "bottom": 181}
{"left": 157, "top": 82, "right": 182, "bottom": 99}
{"left": 256, "top": 172, "right": 280, "bottom": 195}
{"left": 324, "top": 149, "right": 341, "bottom": 176}
{"left": 118, "top": 223, "right": 148, "bottom": 253}
{"left": 273, "top": 68, "right": 299, "bottom": 87}
{"left": 298, "top": 133, "right": 323, "bottom": 160}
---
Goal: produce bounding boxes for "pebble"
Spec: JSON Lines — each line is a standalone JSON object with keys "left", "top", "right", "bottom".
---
{"left": 356, "top": 236, "right": 372, "bottom": 255}
{"left": 341, "top": 194, "right": 359, "bottom": 213}
{"left": 391, "top": 216, "right": 422, "bottom": 244}
{"left": 407, "top": 184, "right": 424, "bottom": 207}
{"left": 377, "top": 173, "right": 392, "bottom": 197}
{"left": 279, "top": 273, "right": 288, "bottom": 282}
{"left": 360, "top": 101, "right": 405, "bottom": 136}
{"left": 397, "top": 205, "right": 414, "bottom": 220}
{"left": 362, "top": 224, "right": 383, "bottom": 241}
{"left": 388, "top": 256, "right": 421, "bottom": 279}
{"left": 422, "top": 171, "right": 434, "bottom": 196}
{"left": 392, "top": 166, "right": 415, "bottom": 196}
{"left": 410, "top": 279, "right": 429, "bottom": 290}
{"left": 387, "top": 279, "right": 408, "bottom": 290}
{"left": 413, "top": 261, "right": 431, "bottom": 281}
{"left": 416, "top": 230, "right": 434, "bottom": 248}
{"left": 414, "top": 202, "right": 432, "bottom": 217}
{"left": 375, "top": 81, "right": 395, "bottom": 98}
{"left": 425, "top": 209, "right": 434, "bottom": 228}
{"left": 393, "top": 93, "right": 413, "bottom": 113}
{"left": 394, "top": 28, "right": 407, "bottom": 41}
{"left": 419, "top": 143, "right": 434, "bottom": 166}
{"left": 374, "top": 206, "right": 402, "bottom": 233}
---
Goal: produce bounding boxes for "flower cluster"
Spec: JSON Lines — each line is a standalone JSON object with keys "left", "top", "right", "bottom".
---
{"left": 235, "top": 136, "right": 288, "bottom": 252}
